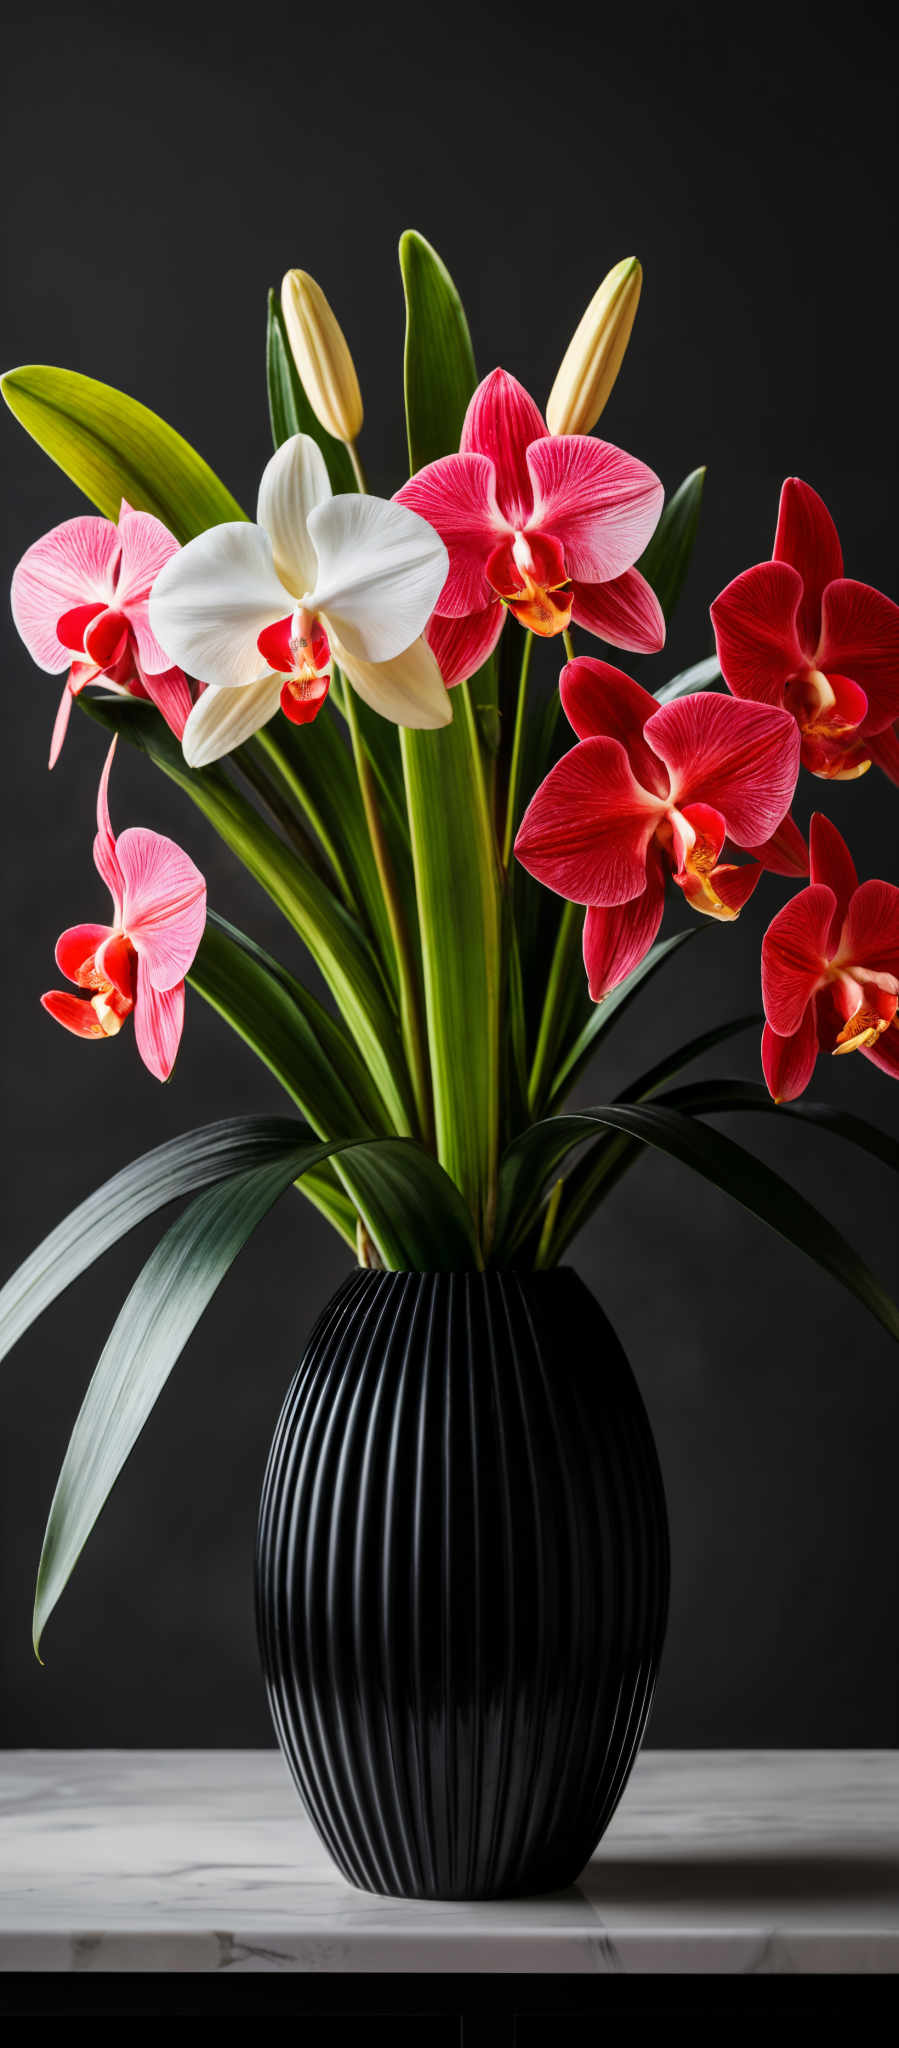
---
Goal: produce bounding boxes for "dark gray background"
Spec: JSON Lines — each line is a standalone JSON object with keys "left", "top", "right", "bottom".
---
{"left": 1, "top": 0, "right": 897, "bottom": 1748}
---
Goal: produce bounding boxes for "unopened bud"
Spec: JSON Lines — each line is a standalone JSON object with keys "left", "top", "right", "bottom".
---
{"left": 280, "top": 269, "right": 364, "bottom": 445}
{"left": 546, "top": 257, "right": 642, "bottom": 436}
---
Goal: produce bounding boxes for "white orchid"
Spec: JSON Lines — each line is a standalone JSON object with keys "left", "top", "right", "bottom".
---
{"left": 149, "top": 434, "right": 451, "bottom": 767}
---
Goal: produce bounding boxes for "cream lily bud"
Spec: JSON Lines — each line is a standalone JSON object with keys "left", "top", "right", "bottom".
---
{"left": 280, "top": 269, "right": 364, "bottom": 445}
{"left": 546, "top": 257, "right": 643, "bottom": 437}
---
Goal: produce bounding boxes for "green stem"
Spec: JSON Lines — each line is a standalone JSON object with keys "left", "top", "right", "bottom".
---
{"left": 528, "top": 899, "right": 581, "bottom": 1115}
{"left": 534, "top": 1177, "right": 564, "bottom": 1269}
{"left": 501, "top": 629, "right": 534, "bottom": 869}
{"left": 231, "top": 742, "right": 336, "bottom": 889}
{"left": 246, "top": 730, "right": 355, "bottom": 907}
{"left": 343, "top": 678, "right": 433, "bottom": 1145}
{"left": 562, "top": 627, "right": 576, "bottom": 662}
{"left": 348, "top": 441, "right": 368, "bottom": 493}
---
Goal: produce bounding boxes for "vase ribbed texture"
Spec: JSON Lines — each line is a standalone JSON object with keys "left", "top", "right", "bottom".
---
{"left": 255, "top": 1268, "right": 668, "bottom": 1899}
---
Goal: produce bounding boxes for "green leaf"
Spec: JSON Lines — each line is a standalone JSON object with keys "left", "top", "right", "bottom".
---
{"left": 654, "top": 653, "right": 721, "bottom": 703}
{"left": 266, "top": 290, "right": 356, "bottom": 492}
{"left": 637, "top": 466, "right": 705, "bottom": 622}
{"left": 398, "top": 230, "right": 500, "bottom": 1244}
{"left": 0, "top": 1116, "right": 303, "bottom": 1369}
{"left": 544, "top": 929, "right": 700, "bottom": 1112}
{"left": 1, "top": 365, "right": 245, "bottom": 540}
{"left": 79, "top": 693, "right": 413, "bottom": 1135}
{"left": 399, "top": 229, "right": 478, "bottom": 472}
{"left": 32, "top": 1128, "right": 482, "bottom": 1653}
{"left": 497, "top": 1102, "right": 899, "bottom": 1342}
{"left": 189, "top": 917, "right": 393, "bottom": 1137}
{"left": 655, "top": 1077, "right": 899, "bottom": 1175}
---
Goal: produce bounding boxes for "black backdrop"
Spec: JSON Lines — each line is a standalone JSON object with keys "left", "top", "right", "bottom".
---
{"left": 1, "top": 0, "right": 897, "bottom": 1748}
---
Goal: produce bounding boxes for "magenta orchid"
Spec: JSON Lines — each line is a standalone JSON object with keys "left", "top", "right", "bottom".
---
{"left": 12, "top": 501, "right": 193, "bottom": 767}
{"left": 515, "top": 660, "right": 801, "bottom": 1000}
{"left": 42, "top": 742, "right": 206, "bottom": 1080}
{"left": 395, "top": 368, "right": 666, "bottom": 687}
{"left": 711, "top": 478, "right": 899, "bottom": 784}
{"left": 761, "top": 813, "right": 899, "bottom": 1101}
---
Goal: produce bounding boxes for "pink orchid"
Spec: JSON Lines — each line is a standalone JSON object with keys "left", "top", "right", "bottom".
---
{"left": 711, "top": 478, "right": 899, "bottom": 783}
{"left": 395, "top": 368, "right": 666, "bottom": 687}
{"left": 41, "top": 742, "right": 206, "bottom": 1081}
{"left": 761, "top": 813, "right": 899, "bottom": 1102}
{"left": 11, "top": 500, "right": 194, "bottom": 766}
{"left": 514, "top": 659, "right": 801, "bottom": 1001}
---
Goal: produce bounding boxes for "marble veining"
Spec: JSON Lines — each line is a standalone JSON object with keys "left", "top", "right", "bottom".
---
{"left": 1, "top": 1749, "right": 897, "bottom": 1973}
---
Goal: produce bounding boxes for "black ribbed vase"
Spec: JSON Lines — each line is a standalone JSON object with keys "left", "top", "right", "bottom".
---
{"left": 255, "top": 1268, "right": 668, "bottom": 1899}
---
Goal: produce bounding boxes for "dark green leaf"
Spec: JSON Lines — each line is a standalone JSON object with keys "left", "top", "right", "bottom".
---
{"left": 399, "top": 229, "right": 478, "bottom": 473}
{"left": 545, "top": 928, "right": 700, "bottom": 1111}
{"left": 637, "top": 466, "right": 705, "bottom": 622}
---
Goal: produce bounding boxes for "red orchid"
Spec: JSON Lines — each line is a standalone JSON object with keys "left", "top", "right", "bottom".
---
{"left": 395, "top": 368, "right": 666, "bottom": 687}
{"left": 42, "top": 743, "right": 206, "bottom": 1080}
{"left": 711, "top": 478, "right": 899, "bottom": 783}
{"left": 761, "top": 813, "right": 899, "bottom": 1102}
{"left": 514, "top": 659, "right": 801, "bottom": 1000}
{"left": 11, "top": 500, "right": 194, "bottom": 766}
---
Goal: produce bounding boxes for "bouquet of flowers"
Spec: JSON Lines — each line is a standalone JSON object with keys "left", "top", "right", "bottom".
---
{"left": 2, "top": 233, "right": 897, "bottom": 1662}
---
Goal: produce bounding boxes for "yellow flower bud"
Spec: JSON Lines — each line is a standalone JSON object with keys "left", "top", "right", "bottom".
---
{"left": 280, "top": 269, "right": 364, "bottom": 446}
{"left": 546, "top": 257, "right": 643, "bottom": 437}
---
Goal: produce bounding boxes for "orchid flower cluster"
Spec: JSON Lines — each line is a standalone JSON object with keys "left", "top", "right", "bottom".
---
{"left": 3, "top": 232, "right": 898, "bottom": 1653}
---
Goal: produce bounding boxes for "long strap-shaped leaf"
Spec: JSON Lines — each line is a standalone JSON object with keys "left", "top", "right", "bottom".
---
{"left": 399, "top": 231, "right": 501, "bottom": 1246}
{"left": 497, "top": 1102, "right": 899, "bottom": 1342}
{"left": 80, "top": 693, "right": 413, "bottom": 1133}
{"left": 544, "top": 928, "right": 701, "bottom": 1111}
{"left": 2, "top": 366, "right": 245, "bottom": 538}
{"left": 32, "top": 1128, "right": 481, "bottom": 1654}
{"left": 0, "top": 1116, "right": 303, "bottom": 1367}
{"left": 637, "top": 467, "right": 706, "bottom": 624}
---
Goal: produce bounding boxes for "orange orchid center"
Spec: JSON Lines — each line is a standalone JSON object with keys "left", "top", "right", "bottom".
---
{"left": 486, "top": 532, "right": 573, "bottom": 638}
{"left": 655, "top": 807, "right": 742, "bottom": 922}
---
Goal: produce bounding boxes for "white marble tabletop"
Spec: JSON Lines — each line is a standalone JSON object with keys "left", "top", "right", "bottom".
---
{"left": 1, "top": 1749, "right": 897, "bottom": 1974}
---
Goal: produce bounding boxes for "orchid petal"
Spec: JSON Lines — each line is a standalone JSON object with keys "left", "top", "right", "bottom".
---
{"left": 334, "top": 634, "right": 452, "bottom": 730}
{"left": 136, "top": 661, "right": 194, "bottom": 741}
{"left": 306, "top": 495, "right": 448, "bottom": 663}
{"left": 571, "top": 567, "right": 666, "bottom": 654}
{"left": 840, "top": 879, "right": 899, "bottom": 979}
{"left": 11, "top": 516, "right": 119, "bottom": 672}
{"left": 514, "top": 736, "right": 660, "bottom": 906}
{"left": 808, "top": 813, "right": 858, "bottom": 946}
{"left": 646, "top": 693, "right": 800, "bottom": 846}
{"left": 114, "top": 505, "right": 181, "bottom": 610}
{"left": 133, "top": 959, "right": 185, "bottom": 1081}
{"left": 583, "top": 854, "right": 666, "bottom": 1000}
{"left": 772, "top": 478, "right": 843, "bottom": 655}
{"left": 560, "top": 658, "right": 669, "bottom": 796}
{"left": 761, "top": 883, "right": 836, "bottom": 1035}
{"left": 181, "top": 672, "right": 284, "bottom": 768}
{"left": 761, "top": 1012, "right": 819, "bottom": 1103}
{"left": 127, "top": 600, "right": 182, "bottom": 679}
{"left": 114, "top": 829, "right": 206, "bottom": 991}
{"left": 525, "top": 435, "right": 664, "bottom": 585}
{"left": 711, "top": 561, "right": 806, "bottom": 703}
{"left": 867, "top": 722, "right": 899, "bottom": 785}
{"left": 256, "top": 433, "right": 331, "bottom": 599}
{"left": 41, "top": 990, "right": 108, "bottom": 1040}
{"left": 460, "top": 369, "right": 547, "bottom": 526}
{"left": 817, "top": 580, "right": 899, "bottom": 731}
{"left": 862, "top": 1024, "right": 899, "bottom": 1078}
{"left": 149, "top": 523, "right": 287, "bottom": 690}
{"left": 426, "top": 602, "right": 504, "bottom": 687}
{"left": 93, "top": 742, "right": 123, "bottom": 909}
{"left": 744, "top": 813, "right": 809, "bottom": 877}
{"left": 395, "top": 452, "right": 505, "bottom": 620}
{"left": 48, "top": 681, "right": 74, "bottom": 768}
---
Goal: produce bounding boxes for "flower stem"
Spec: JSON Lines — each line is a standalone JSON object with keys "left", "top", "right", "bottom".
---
{"left": 347, "top": 441, "right": 368, "bottom": 493}
{"left": 501, "top": 628, "right": 534, "bottom": 869}
{"left": 343, "top": 676, "right": 434, "bottom": 1145}
{"left": 527, "top": 898, "right": 581, "bottom": 1114}
{"left": 562, "top": 627, "right": 576, "bottom": 662}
